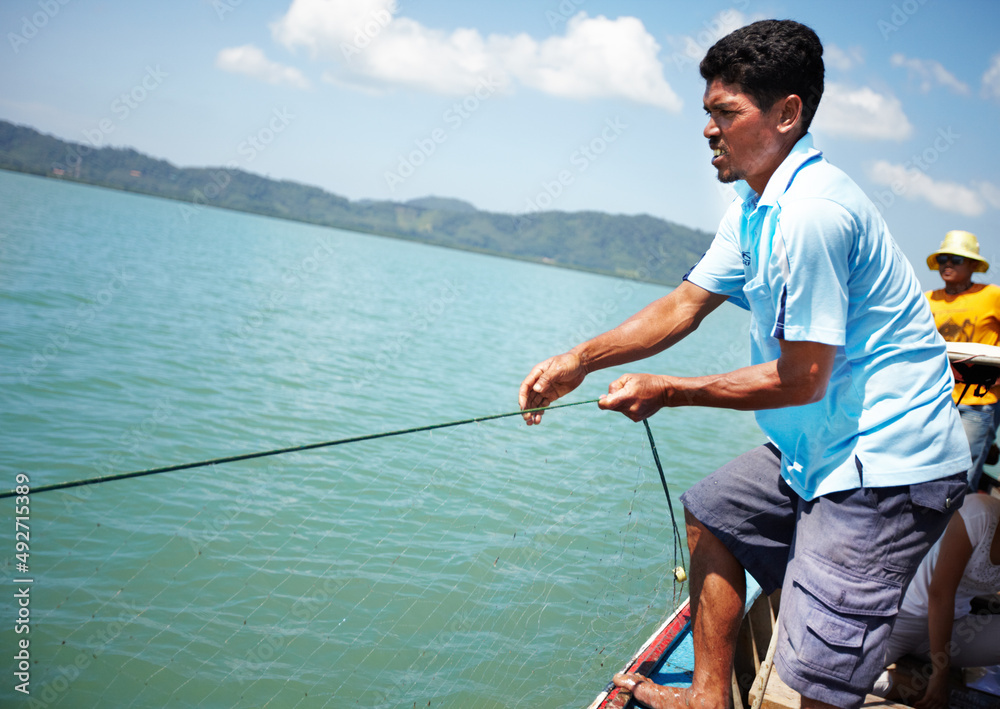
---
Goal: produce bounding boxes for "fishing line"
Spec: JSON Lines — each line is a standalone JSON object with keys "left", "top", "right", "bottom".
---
{"left": 4, "top": 397, "right": 689, "bottom": 583}
{"left": 2, "top": 399, "right": 600, "bottom": 499}
{"left": 643, "top": 419, "right": 688, "bottom": 587}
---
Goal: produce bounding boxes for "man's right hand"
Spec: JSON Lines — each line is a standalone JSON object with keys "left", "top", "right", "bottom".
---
{"left": 519, "top": 352, "right": 587, "bottom": 425}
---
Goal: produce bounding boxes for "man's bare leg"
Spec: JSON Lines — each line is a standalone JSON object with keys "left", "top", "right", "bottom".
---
{"left": 612, "top": 510, "right": 746, "bottom": 709}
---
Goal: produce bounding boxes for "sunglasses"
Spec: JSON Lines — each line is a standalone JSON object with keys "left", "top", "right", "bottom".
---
{"left": 936, "top": 254, "right": 966, "bottom": 266}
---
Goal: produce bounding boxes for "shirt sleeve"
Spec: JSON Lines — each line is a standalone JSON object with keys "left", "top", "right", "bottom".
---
{"left": 960, "top": 495, "right": 993, "bottom": 549}
{"left": 686, "top": 201, "right": 749, "bottom": 310}
{"left": 770, "top": 198, "right": 854, "bottom": 346}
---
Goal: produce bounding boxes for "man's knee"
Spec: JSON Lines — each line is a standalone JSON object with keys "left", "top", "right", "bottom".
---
{"left": 684, "top": 507, "right": 709, "bottom": 549}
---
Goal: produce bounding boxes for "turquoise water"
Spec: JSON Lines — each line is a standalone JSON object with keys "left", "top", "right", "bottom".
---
{"left": 0, "top": 170, "right": 761, "bottom": 708}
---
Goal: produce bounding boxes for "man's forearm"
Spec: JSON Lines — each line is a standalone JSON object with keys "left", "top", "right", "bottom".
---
{"left": 598, "top": 337, "right": 836, "bottom": 422}
{"left": 662, "top": 349, "right": 831, "bottom": 410}
{"left": 569, "top": 282, "right": 724, "bottom": 373}
{"left": 569, "top": 312, "right": 696, "bottom": 373}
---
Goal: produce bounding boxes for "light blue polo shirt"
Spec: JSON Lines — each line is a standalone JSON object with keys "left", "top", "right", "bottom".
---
{"left": 687, "top": 133, "right": 971, "bottom": 499}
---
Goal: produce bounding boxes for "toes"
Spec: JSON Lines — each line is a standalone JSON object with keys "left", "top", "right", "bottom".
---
{"left": 612, "top": 672, "right": 647, "bottom": 692}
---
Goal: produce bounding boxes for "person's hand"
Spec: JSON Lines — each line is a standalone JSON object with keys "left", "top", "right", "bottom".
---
{"left": 599, "top": 373, "right": 669, "bottom": 422}
{"left": 519, "top": 353, "right": 587, "bottom": 424}
{"left": 914, "top": 670, "right": 949, "bottom": 709}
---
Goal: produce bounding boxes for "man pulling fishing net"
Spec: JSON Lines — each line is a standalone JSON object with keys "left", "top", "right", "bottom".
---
{"left": 519, "top": 19, "right": 971, "bottom": 709}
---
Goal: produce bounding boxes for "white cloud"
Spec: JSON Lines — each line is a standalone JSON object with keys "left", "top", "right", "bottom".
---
{"left": 825, "top": 44, "right": 864, "bottom": 72}
{"left": 216, "top": 44, "right": 311, "bottom": 89}
{"left": 868, "top": 160, "right": 996, "bottom": 217}
{"left": 272, "top": 0, "right": 393, "bottom": 58}
{"left": 270, "top": 0, "right": 681, "bottom": 110}
{"left": 982, "top": 53, "right": 1000, "bottom": 101}
{"left": 978, "top": 180, "right": 1000, "bottom": 210}
{"left": 668, "top": 9, "right": 750, "bottom": 68}
{"left": 506, "top": 14, "right": 680, "bottom": 108}
{"left": 890, "top": 53, "right": 970, "bottom": 95}
{"left": 811, "top": 83, "right": 913, "bottom": 141}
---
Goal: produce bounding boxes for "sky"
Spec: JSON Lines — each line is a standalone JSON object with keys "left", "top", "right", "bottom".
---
{"left": 1, "top": 0, "right": 998, "bottom": 290}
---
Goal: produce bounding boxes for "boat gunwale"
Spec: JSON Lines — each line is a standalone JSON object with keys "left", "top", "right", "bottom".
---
{"left": 586, "top": 599, "right": 692, "bottom": 709}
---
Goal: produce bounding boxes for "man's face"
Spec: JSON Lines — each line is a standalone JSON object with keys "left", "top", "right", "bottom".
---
{"left": 702, "top": 79, "right": 789, "bottom": 195}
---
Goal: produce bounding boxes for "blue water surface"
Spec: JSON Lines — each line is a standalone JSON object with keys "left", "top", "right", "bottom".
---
{"left": 0, "top": 170, "right": 760, "bottom": 708}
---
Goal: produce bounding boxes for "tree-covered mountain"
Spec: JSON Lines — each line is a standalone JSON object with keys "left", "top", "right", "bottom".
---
{"left": 0, "top": 120, "right": 713, "bottom": 285}
{"left": 404, "top": 196, "right": 478, "bottom": 213}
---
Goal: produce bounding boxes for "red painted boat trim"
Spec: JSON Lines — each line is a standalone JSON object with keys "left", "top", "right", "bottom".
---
{"left": 589, "top": 598, "right": 692, "bottom": 709}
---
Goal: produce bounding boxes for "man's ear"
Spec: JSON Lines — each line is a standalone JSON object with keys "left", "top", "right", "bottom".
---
{"left": 776, "top": 94, "right": 803, "bottom": 135}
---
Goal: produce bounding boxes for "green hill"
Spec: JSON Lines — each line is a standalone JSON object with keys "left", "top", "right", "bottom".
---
{"left": 404, "top": 196, "right": 478, "bottom": 213}
{"left": 0, "top": 119, "right": 713, "bottom": 285}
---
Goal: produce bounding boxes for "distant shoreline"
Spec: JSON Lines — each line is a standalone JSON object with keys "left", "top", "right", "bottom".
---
{"left": 0, "top": 118, "right": 713, "bottom": 287}
{"left": 3, "top": 167, "right": 680, "bottom": 288}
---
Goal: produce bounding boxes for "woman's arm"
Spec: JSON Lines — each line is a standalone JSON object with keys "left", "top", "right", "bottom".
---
{"left": 916, "top": 511, "right": 974, "bottom": 709}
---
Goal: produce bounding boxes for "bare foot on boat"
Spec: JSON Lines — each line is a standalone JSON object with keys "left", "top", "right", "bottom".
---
{"left": 612, "top": 673, "right": 726, "bottom": 709}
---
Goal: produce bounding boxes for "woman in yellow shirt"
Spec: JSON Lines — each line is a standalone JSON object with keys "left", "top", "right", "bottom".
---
{"left": 925, "top": 230, "right": 1000, "bottom": 491}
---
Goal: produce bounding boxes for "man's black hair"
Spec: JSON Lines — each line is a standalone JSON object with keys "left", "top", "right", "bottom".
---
{"left": 700, "top": 19, "right": 824, "bottom": 134}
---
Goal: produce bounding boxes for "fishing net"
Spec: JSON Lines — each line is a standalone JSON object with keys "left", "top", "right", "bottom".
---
{"left": 8, "top": 407, "right": 729, "bottom": 708}
{"left": 1, "top": 172, "right": 762, "bottom": 708}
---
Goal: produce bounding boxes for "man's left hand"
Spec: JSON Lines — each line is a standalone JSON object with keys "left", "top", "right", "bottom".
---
{"left": 599, "top": 373, "right": 671, "bottom": 421}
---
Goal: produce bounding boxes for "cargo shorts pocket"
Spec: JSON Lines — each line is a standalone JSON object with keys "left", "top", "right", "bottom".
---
{"left": 909, "top": 474, "right": 967, "bottom": 514}
{"left": 784, "top": 551, "right": 902, "bottom": 683}
{"left": 799, "top": 600, "right": 866, "bottom": 681}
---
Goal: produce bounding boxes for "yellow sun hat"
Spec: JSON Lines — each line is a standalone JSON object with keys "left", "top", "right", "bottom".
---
{"left": 926, "top": 230, "right": 990, "bottom": 272}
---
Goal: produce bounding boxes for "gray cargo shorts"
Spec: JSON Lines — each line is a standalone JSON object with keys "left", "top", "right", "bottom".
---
{"left": 680, "top": 443, "right": 966, "bottom": 709}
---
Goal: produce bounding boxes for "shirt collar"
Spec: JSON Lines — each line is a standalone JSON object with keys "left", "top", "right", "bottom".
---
{"left": 733, "top": 132, "right": 822, "bottom": 212}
